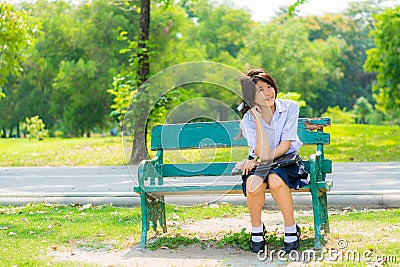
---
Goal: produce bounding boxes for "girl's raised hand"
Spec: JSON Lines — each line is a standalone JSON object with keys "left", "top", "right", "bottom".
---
{"left": 249, "top": 105, "right": 262, "bottom": 119}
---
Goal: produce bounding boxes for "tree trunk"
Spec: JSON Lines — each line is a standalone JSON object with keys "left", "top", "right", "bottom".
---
{"left": 137, "top": 0, "right": 150, "bottom": 86}
{"left": 16, "top": 123, "right": 20, "bottom": 138}
{"left": 1, "top": 127, "right": 6, "bottom": 138}
{"left": 130, "top": 0, "right": 150, "bottom": 164}
{"left": 8, "top": 127, "right": 13, "bottom": 138}
{"left": 361, "top": 111, "right": 365, "bottom": 124}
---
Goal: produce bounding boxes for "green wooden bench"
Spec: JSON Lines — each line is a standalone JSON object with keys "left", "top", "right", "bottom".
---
{"left": 134, "top": 118, "right": 332, "bottom": 250}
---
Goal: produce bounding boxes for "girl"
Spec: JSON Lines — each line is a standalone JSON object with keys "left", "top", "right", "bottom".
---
{"left": 238, "top": 68, "right": 309, "bottom": 253}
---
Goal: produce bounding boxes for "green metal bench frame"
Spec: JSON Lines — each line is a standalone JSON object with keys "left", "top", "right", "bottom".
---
{"left": 134, "top": 118, "right": 332, "bottom": 250}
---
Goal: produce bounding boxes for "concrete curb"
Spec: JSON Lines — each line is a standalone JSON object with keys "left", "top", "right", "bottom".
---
{"left": 1, "top": 190, "right": 400, "bottom": 208}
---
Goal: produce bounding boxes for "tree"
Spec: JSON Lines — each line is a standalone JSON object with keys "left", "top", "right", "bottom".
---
{"left": 128, "top": 0, "right": 153, "bottom": 163}
{"left": 238, "top": 17, "right": 345, "bottom": 116}
{"left": 0, "top": 2, "right": 37, "bottom": 95}
{"left": 364, "top": 5, "right": 400, "bottom": 123}
{"left": 113, "top": 0, "right": 206, "bottom": 164}
{"left": 52, "top": 59, "right": 106, "bottom": 137}
{"left": 185, "top": 0, "right": 253, "bottom": 62}
{"left": 0, "top": 0, "right": 137, "bottom": 136}
{"left": 113, "top": 0, "right": 322, "bottom": 163}
{"left": 300, "top": 13, "right": 374, "bottom": 112}
{"left": 353, "top": 96, "right": 373, "bottom": 124}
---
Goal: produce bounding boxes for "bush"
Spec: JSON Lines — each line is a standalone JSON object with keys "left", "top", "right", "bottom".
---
{"left": 322, "top": 106, "right": 356, "bottom": 124}
{"left": 22, "top": 115, "right": 49, "bottom": 140}
{"left": 277, "top": 91, "right": 306, "bottom": 108}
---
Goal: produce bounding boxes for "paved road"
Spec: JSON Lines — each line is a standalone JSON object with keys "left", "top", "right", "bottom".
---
{"left": 1, "top": 162, "right": 399, "bottom": 207}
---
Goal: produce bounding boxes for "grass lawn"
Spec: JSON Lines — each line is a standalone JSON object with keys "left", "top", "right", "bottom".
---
{"left": 0, "top": 124, "right": 399, "bottom": 167}
{"left": 0, "top": 203, "right": 399, "bottom": 266}
{"left": 321, "top": 123, "right": 400, "bottom": 162}
{"left": 0, "top": 136, "right": 124, "bottom": 167}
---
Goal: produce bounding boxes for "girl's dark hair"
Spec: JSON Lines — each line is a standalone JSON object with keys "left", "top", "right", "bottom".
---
{"left": 239, "top": 68, "right": 279, "bottom": 118}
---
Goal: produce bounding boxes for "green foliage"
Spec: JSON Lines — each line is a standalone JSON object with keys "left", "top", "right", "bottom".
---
{"left": 216, "top": 228, "right": 250, "bottom": 250}
{"left": 108, "top": 34, "right": 151, "bottom": 124}
{"left": 353, "top": 96, "right": 373, "bottom": 124}
{"left": 1, "top": 0, "right": 137, "bottom": 136}
{"left": 52, "top": 58, "right": 106, "bottom": 137}
{"left": 0, "top": 2, "right": 38, "bottom": 87}
{"left": 364, "top": 5, "right": 400, "bottom": 123}
{"left": 22, "top": 115, "right": 48, "bottom": 140}
{"left": 185, "top": 0, "right": 253, "bottom": 62}
{"left": 365, "top": 110, "right": 385, "bottom": 125}
{"left": 288, "top": 0, "right": 308, "bottom": 16}
{"left": 321, "top": 106, "right": 356, "bottom": 124}
{"left": 277, "top": 91, "right": 306, "bottom": 108}
{"left": 299, "top": 0, "right": 387, "bottom": 116}
{"left": 238, "top": 16, "right": 345, "bottom": 116}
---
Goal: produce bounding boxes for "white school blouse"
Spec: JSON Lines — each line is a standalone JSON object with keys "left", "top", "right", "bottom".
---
{"left": 239, "top": 98, "right": 303, "bottom": 158}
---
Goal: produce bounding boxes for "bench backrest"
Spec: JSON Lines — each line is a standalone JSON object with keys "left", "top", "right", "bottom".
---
{"left": 150, "top": 118, "right": 331, "bottom": 180}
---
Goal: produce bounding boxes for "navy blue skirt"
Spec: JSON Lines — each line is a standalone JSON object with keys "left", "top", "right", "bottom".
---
{"left": 241, "top": 158, "right": 309, "bottom": 197}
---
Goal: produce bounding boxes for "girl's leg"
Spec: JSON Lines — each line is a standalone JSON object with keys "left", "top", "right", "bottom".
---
{"left": 246, "top": 174, "right": 268, "bottom": 252}
{"left": 267, "top": 173, "right": 294, "bottom": 227}
{"left": 259, "top": 173, "right": 300, "bottom": 253}
{"left": 246, "top": 175, "right": 268, "bottom": 227}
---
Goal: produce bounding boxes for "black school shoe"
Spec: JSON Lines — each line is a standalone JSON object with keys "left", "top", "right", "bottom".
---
{"left": 250, "top": 224, "right": 267, "bottom": 253}
{"left": 282, "top": 224, "right": 301, "bottom": 253}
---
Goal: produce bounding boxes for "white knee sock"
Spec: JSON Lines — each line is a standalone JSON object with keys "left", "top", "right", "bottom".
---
{"left": 284, "top": 223, "right": 298, "bottom": 242}
{"left": 251, "top": 223, "right": 264, "bottom": 242}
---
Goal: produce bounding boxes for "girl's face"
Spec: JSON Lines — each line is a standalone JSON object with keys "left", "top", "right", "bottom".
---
{"left": 254, "top": 80, "right": 275, "bottom": 107}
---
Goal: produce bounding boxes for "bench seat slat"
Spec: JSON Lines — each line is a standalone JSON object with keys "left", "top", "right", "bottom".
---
{"left": 162, "top": 163, "right": 236, "bottom": 177}
{"left": 161, "top": 160, "right": 332, "bottom": 177}
{"left": 134, "top": 180, "right": 333, "bottom": 195}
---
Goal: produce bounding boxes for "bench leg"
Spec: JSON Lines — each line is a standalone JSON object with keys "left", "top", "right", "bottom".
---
{"left": 138, "top": 194, "right": 167, "bottom": 250}
{"left": 147, "top": 195, "right": 166, "bottom": 232}
{"left": 309, "top": 156, "right": 323, "bottom": 249}
{"left": 137, "top": 192, "right": 149, "bottom": 250}
{"left": 160, "top": 197, "right": 167, "bottom": 233}
{"left": 320, "top": 191, "right": 330, "bottom": 234}
{"left": 311, "top": 187, "right": 323, "bottom": 249}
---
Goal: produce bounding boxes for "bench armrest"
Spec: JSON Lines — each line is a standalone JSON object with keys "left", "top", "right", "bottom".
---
{"left": 138, "top": 161, "right": 160, "bottom": 189}
{"left": 309, "top": 150, "right": 327, "bottom": 185}
{"left": 138, "top": 150, "right": 164, "bottom": 188}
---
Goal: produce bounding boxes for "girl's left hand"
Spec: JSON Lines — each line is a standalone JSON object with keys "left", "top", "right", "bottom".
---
{"left": 239, "top": 159, "right": 258, "bottom": 175}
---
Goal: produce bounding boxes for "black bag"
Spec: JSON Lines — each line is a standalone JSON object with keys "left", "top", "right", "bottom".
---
{"left": 231, "top": 152, "right": 300, "bottom": 175}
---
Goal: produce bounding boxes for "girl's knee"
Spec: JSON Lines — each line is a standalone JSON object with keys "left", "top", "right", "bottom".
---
{"left": 246, "top": 175, "right": 265, "bottom": 196}
{"left": 268, "top": 174, "right": 285, "bottom": 191}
